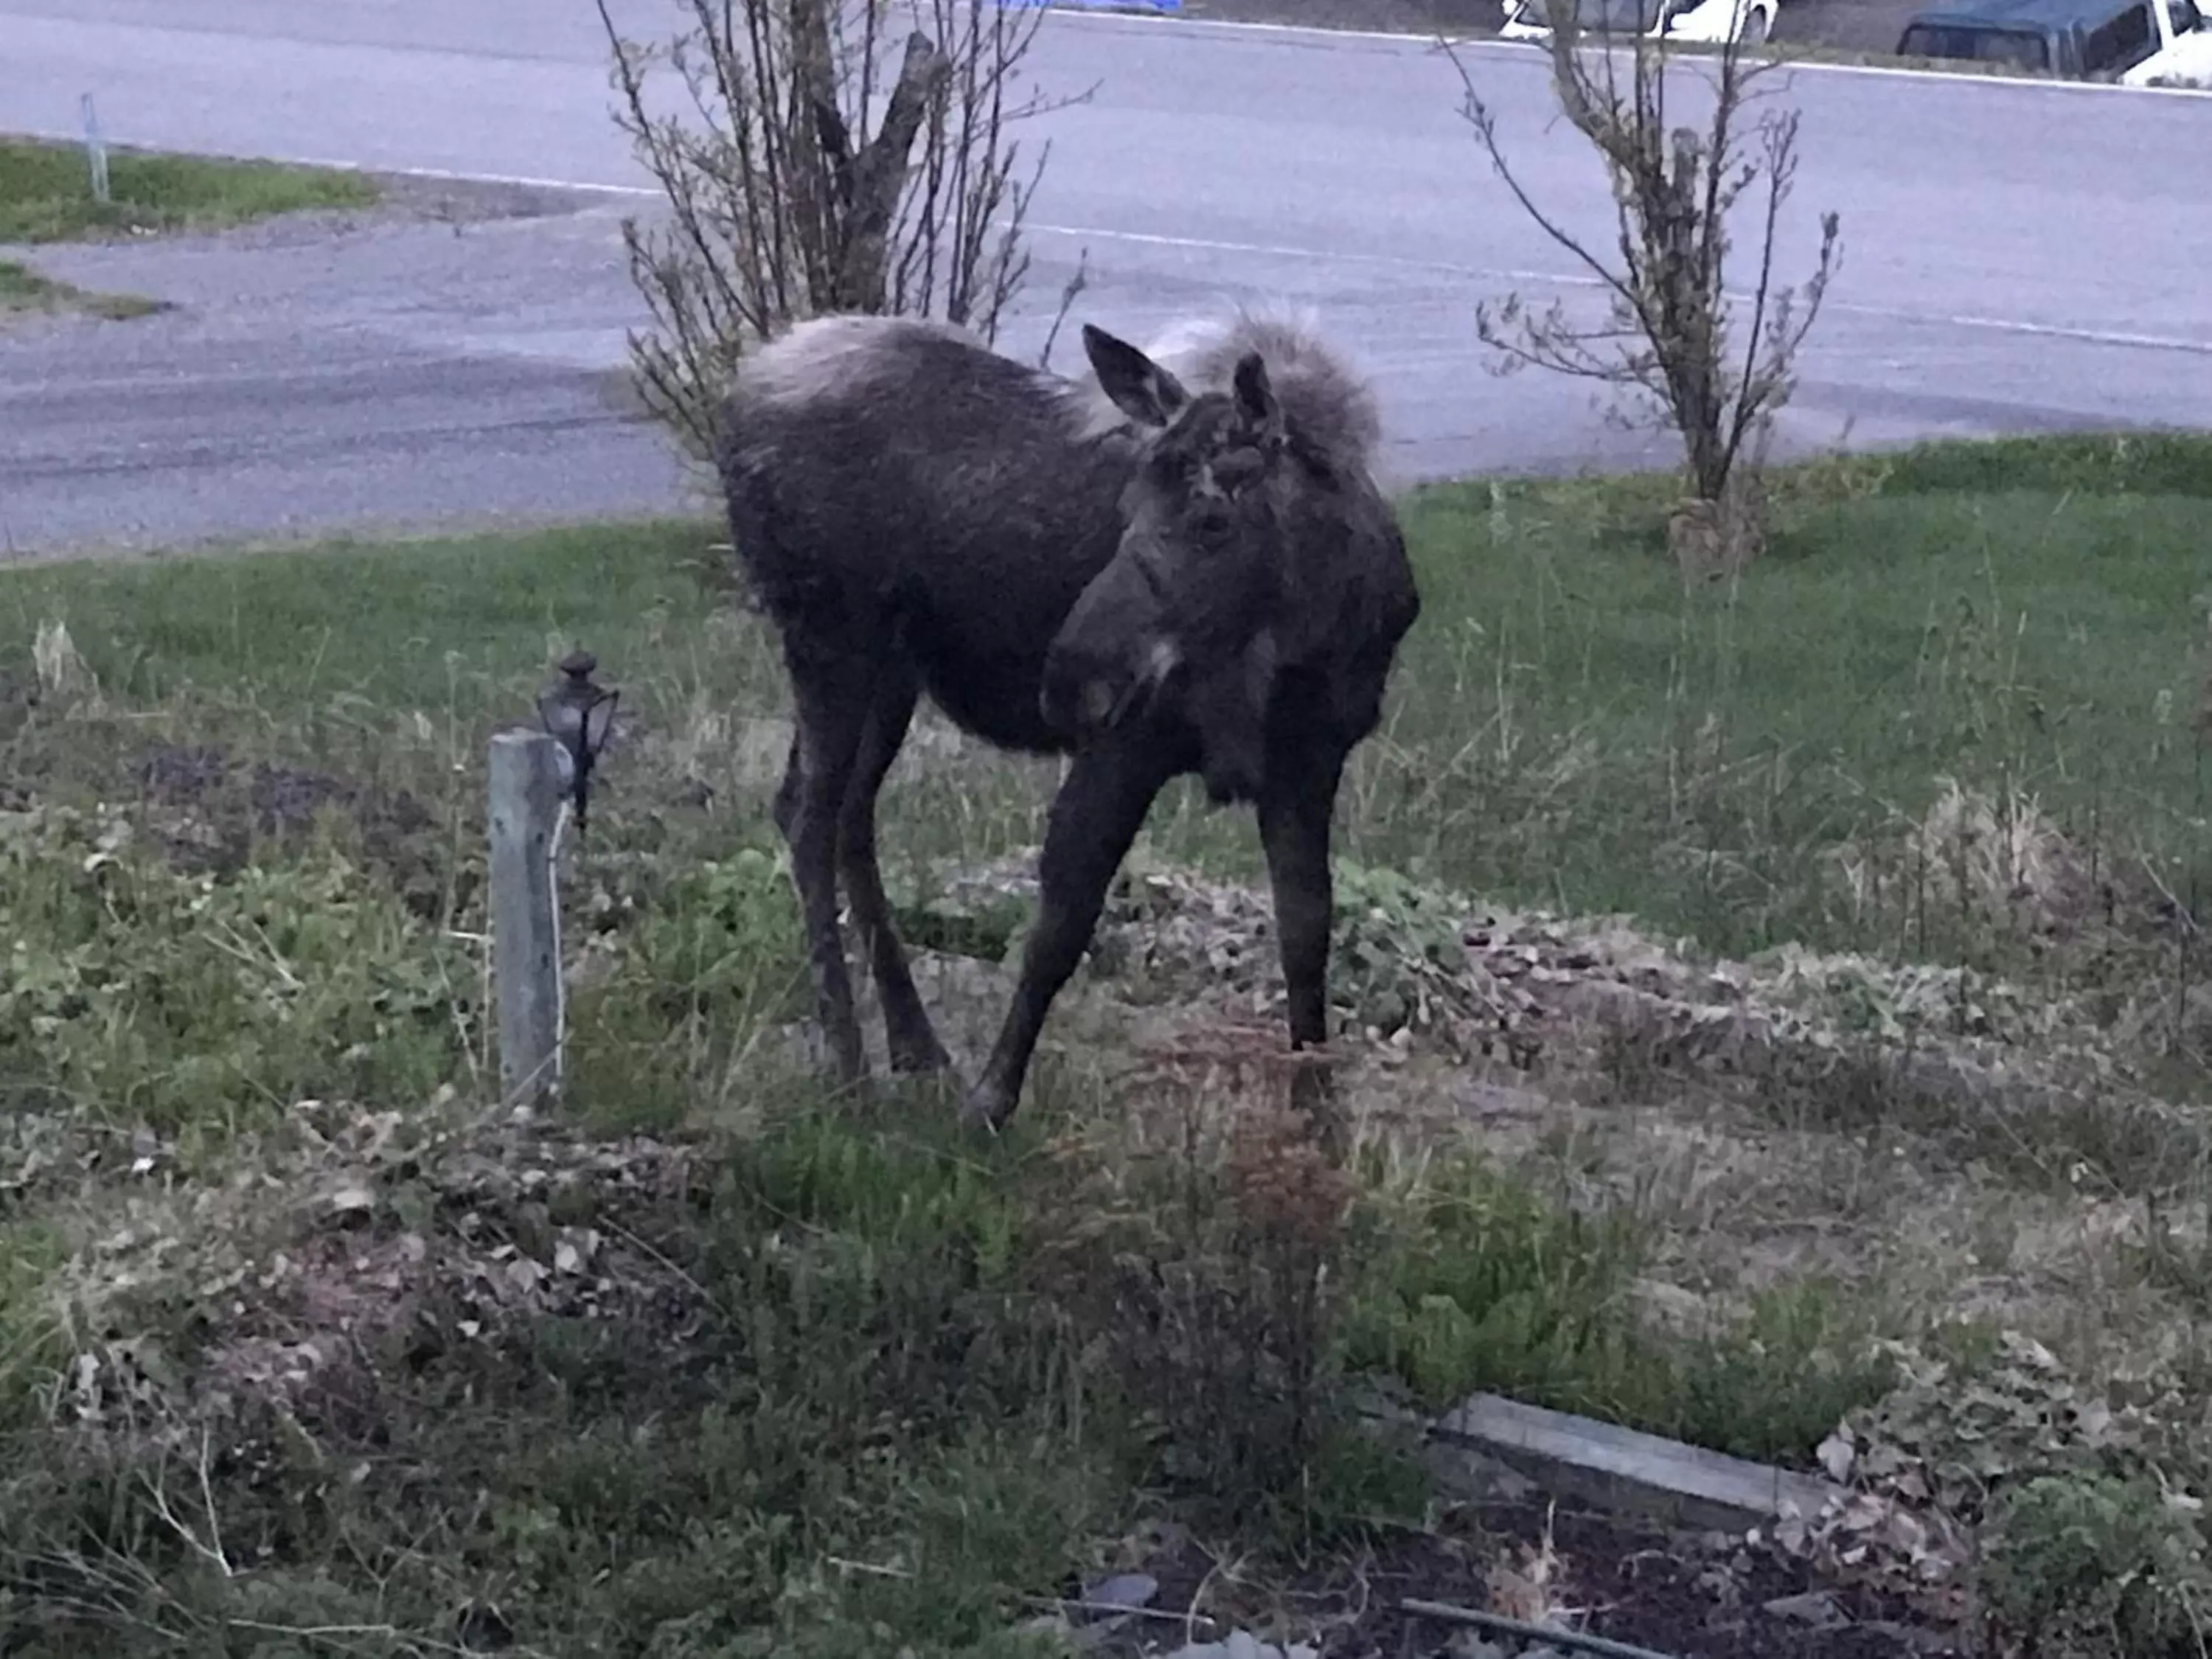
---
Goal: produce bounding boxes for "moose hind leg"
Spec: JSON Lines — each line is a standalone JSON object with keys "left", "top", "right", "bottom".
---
{"left": 838, "top": 667, "right": 953, "bottom": 1076}
{"left": 785, "top": 663, "right": 875, "bottom": 1090}
{"left": 964, "top": 739, "right": 1179, "bottom": 1130}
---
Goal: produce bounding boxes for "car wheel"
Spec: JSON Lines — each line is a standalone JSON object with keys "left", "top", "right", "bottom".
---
{"left": 1739, "top": 5, "right": 1771, "bottom": 40}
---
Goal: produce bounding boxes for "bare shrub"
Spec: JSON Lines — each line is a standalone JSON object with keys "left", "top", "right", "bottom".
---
{"left": 1448, "top": 18, "right": 1840, "bottom": 568}
{"left": 596, "top": 0, "right": 1082, "bottom": 461}
{"left": 1034, "top": 1063, "right": 1356, "bottom": 1520}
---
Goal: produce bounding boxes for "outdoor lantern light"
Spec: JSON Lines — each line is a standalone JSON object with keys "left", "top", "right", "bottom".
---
{"left": 537, "top": 648, "right": 619, "bottom": 835}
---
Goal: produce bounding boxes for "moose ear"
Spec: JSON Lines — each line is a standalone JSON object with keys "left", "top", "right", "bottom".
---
{"left": 1231, "top": 351, "right": 1284, "bottom": 443}
{"left": 1084, "top": 324, "right": 1190, "bottom": 429}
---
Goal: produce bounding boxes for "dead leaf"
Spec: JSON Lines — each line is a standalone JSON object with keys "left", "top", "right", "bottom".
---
{"left": 1817, "top": 1428, "right": 1856, "bottom": 1484}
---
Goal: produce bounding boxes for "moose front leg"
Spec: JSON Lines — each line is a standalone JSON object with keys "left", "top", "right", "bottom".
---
{"left": 1257, "top": 738, "right": 1350, "bottom": 1135}
{"left": 963, "top": 740, "right": 1179, "bottom": 1131}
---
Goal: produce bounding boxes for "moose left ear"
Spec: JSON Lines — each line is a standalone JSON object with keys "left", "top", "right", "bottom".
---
{"left": 1231, "top": 351, "right": 1284, "bottom": 445}
{"left": 1085, "top": 324, "right": 1191, "bottom": 430}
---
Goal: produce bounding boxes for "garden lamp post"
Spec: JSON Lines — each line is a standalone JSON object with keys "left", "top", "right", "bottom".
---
{"left": 536, "top": 648, "right": 619, "bottom": 837}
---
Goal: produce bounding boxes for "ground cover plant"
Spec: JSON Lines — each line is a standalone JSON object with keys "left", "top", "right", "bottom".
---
{"left": 0, "top": 259, "right": 164, "bottom": 324}
{"left": 4, "top": 431, "right": 2212, "bottom": 1655}
{"left": 0, "top": 136, "right": 379, "bottom": 245}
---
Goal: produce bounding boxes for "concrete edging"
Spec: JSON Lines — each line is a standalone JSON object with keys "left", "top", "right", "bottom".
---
{"left": 1368, "top": 1389, "right": 1848, "bottom": 1535}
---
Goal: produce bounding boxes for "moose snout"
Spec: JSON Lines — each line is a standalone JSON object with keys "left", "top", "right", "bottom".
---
{"left": 1040, "top": 635, "right": 1180, "bottom": 740}
{"left": 1039, "top": 656, "right": 1116, "bottom": 736}
{"left": 1040, "top": 635, "right": 1113, "bottom": 737}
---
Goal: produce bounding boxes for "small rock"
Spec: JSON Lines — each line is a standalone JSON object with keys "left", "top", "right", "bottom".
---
{"left": 1764, "top": 1589, "right": 1848, "bottom": 1628}
{"left": 1079, "top": 1571, "right": 1158, "bottom": 1618}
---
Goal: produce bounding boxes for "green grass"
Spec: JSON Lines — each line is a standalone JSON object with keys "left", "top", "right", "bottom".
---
{"left": 16, "top": 431, "right": 2207, "bottom": 973}
{"left": 0, "top": 257, "right": 162, "bottom": 321}
{"left": 0, "top": 135, "right": 380, "bottom": 243}
{"left": 7, "top": 430, "right": 2212, "bottom": 1655}
{"left": 0, "top": 518, "right": 735, "bottom": 714}
{"left": 1338, "top": 1144, "right": 1898, "bottom": 1464}
{"left": 7, "top": 432, "right": 2208, "bottom": 1116}
{"left": 1352, "top": 432, "right": 2212, "bottom": 964}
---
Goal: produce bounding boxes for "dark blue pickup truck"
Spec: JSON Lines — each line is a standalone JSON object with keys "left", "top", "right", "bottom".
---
{"left": 1896, "top": 0, "right": 2209, "bottom": 78}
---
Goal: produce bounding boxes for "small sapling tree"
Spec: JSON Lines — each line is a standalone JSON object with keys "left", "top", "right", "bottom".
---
{"left": 1450, "top": 11, "right": 1841, "bottom": 572}
{"left": 597, "top": 0, "right": 1086, "bottom": 462}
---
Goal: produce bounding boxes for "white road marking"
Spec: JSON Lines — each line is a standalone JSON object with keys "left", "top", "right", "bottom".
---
{"left": 1020, "top": 220, "right": 2212, "bottom": 357}
{"left": 20, "top": 135, "right": 2194, "bottom": 360}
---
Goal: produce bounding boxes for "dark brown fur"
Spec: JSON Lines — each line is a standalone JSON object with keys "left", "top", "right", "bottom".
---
{"left": 714, "top": 307, "right": 1419, "bottom": 1127}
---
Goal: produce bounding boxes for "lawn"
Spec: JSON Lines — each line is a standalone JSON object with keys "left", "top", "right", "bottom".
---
{"left": 11, "top": 432, "right": 2205, "bottom": 966}
{"left": 0, "top": 135, "right": 380, "bottom": 243}
{"left": 0, "top": 134, "right": 379, "bottom": 324}
{"left": 4, "top": 432, "right": 2211, "bottom": 1655}
{"left": 1374, "top": 434, "right": 2212, "bottom": 962}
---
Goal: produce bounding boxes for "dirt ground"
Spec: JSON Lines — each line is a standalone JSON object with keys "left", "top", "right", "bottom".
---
{"left": 1099, "top": 1493, "right": 1965, "bottom": 1656}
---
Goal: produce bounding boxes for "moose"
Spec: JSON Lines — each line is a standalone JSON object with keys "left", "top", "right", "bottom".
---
{"left": 714, "top": 305, "right": 1420, "bottom": 1130}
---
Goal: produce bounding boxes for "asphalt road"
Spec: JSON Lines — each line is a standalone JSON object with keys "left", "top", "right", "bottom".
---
{"left": 2, "top": 0, "right": 2209, "bottom": 556}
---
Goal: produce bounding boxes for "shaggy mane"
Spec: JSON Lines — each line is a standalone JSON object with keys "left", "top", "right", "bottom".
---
{"left": 1071, "top": 303, "right": 1382, "bottom": 473}
{"left": 740, "top": 308, "right": 1382, "bottom": 485}
{"left": 736, "top": 313, "right": 987, "bottom": 413}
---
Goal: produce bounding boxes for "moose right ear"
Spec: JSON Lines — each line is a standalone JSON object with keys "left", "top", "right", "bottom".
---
{"left": 1083, "top": 324, "right": 1190, "bottom": 429}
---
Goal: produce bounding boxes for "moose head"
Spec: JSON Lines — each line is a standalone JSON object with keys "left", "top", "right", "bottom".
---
{"left": 1040, "top": 322, "right": 1306, "bottom": 802}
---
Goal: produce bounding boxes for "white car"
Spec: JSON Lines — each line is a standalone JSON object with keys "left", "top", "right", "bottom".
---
{"left": 2123, "top": 0, "right": 2212, "bottom": 86}
{"left": 1498, "top": 0, "right": 1781, "bottom": 46}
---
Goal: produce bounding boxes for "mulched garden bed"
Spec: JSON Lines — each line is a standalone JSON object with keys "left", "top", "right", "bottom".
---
{"left": 1104, "top": 1492, "right": 1966, "bottom": 1658}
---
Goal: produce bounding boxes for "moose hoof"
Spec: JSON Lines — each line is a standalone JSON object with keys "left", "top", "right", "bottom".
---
{"left": 958, "top": 1080, "right": 1017, "bottom": 1135}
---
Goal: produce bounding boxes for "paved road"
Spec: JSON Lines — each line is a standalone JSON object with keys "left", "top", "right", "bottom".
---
{"left": 2, "top": 0, "right": 2209, "bottom": 555}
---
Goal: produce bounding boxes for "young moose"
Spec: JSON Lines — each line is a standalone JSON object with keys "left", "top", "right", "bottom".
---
{"left": 714, "top": 307, "right": 1419, "bottom": 1129}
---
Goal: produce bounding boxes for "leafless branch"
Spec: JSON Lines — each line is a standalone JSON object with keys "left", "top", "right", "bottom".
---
{"left": 1444, "top": 10, "right": 1842, "bottom": 563}
{"left": 597, "top": 0, "right": 1087, "bottom": 465}
{"left": 1036, "top": 246, "right": 1091, "bottom": 372}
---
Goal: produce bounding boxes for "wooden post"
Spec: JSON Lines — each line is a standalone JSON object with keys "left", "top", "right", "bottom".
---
{"left": 80, "top": 94, "right": 111, "bottom": 205}
{"left": 489, "top": 730, "right": 567, "bottom": 1107}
